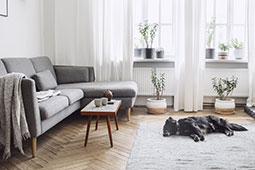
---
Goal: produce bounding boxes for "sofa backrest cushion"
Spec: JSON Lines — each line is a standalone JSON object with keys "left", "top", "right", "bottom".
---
{"left": 0, "top": 60, "right": 7, "bottom": 76}
{"left": 30, "top": 56, "right": 57, "bottom": 80}
{"left": 2, "top": 58, "right": 36, "bottom": 77}
{"left": 32, "top": 70, "right": 57, "bottom": 91}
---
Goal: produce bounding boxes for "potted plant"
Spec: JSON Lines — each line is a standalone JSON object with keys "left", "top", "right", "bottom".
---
{"left": 231, "top": 38, "right": 244, "bottom": 59}
{"left": 146, "top": 69, "right": 167, "bottom": 114}
{"left": 134, "top": 37, "right": 144, "bottom": 58}
{"left": 212, "top": 76, "right": 238, "bottom": 114}
{"left": 218, "top": 43, "right": 231, "bottom": 59}
{"left": 206, "top": 18, "right": 216, "bottom": 59}
{"left": 139, "top": 20, "right": 158, "bottom": 59}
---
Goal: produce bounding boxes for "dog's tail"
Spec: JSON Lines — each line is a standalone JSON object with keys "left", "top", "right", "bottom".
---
{"left": 229, "top": 123, "right": 248, "bottom": 131}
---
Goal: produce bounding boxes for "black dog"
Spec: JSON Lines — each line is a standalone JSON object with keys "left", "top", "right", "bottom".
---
{"left": 163, "top": 115, "right": 247, "bottom": 142}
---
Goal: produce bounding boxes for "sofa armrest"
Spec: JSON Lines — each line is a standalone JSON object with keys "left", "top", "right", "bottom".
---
{"left": 54, "top": 65, "right": 95, "bottom": 84}
{"left": 21, "top": 78, "right": 41, "bottom": 137}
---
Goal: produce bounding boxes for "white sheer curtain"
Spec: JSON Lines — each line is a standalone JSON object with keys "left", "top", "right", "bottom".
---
{"left": 174, "top": 0, "right": 206, "bottom": 112}
{"left": 54, "top": 0, "right": 133, "bottom": 81}
{"left": 247, "top": 0, "right": 255, "bottom": 107}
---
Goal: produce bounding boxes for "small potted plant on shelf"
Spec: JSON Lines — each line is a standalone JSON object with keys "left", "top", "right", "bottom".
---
{"left": 231, "top": 38, "right": 244, "bottom": 60}
{"left": 138, "top": 20, "right": 158, "bottom": 59}
{"left": 212, "top": 76, "right": 238, "bottom": 115}
{"left": 206, "top": 17, "right": 216, "bottom": 59}
{"left": 218, "top": 43, "right": 231, "bottom": 59}
{"left": 146, "top": 69, "right": 167, "bottom": 114}
{"left": 134, "top": 37, "right": 144, "bottom": 58}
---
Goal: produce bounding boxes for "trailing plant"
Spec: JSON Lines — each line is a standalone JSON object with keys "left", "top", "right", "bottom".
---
{"left": 206, "top": 17, "right": 216, "bottom": 48}
{"left": 151, "top": 68, "right": 166, "bottom": 100}
{"left": 231, "top": 38, "right": 244, "bottom": 49}
{"left": 218, "top": 43, "right": 231, "bottom": 51}
{"left": 212, "top": 76, "right": 238, "bottom": 100}
{"left": 139, "top": 21, "right": 158, "bottom": 48}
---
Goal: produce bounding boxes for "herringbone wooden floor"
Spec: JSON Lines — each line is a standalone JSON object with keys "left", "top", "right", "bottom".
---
{"left": 0, "top": 107, "right": 254, "bottom": 170}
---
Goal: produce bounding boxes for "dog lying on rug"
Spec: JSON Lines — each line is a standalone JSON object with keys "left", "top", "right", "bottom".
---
{"left": 163, "top": 115, "right": 247, "bottom": 142}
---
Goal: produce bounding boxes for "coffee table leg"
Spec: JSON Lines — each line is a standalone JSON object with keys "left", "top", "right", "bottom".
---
{"left": 114, "top": 115, "right": 119, "bottom": 130}
{"left": 84, "top": 115, "right": 92, "bottom": 147}
{"left": 95, "top": 115, "right": 100, "bottom": 130}
{"left": 106, "top": 116, "right": 113, "bottom": 147}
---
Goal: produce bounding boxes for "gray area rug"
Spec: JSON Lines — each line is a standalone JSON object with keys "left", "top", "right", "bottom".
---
{"left": 126, "top": 123, "right": 255, "bottom": 170}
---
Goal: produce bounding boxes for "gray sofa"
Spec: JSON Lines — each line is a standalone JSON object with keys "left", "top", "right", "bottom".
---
{"left": 0, "top": 56, "right": 138, "bottom": 157}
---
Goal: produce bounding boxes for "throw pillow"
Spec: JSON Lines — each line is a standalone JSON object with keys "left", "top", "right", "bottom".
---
{"left": 32, "top": 70, "right": 57, "bottom": 91}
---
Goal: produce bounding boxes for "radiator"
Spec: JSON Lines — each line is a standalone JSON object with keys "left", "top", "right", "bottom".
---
{"left": 133, "top": 67, "right": 174, "bottom": 96}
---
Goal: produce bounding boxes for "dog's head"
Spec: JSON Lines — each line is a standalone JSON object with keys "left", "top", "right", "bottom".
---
{"left": 163, "top": 117, "right": 178, "bottom": 136}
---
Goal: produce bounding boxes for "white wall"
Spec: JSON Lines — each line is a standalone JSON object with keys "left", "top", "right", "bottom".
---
{"left": 0, "top": 0, "right": 43, "bottom": 58}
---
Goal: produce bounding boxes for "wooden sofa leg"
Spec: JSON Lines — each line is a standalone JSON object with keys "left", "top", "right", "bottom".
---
{"left": 32, "top": 137, "right": 37, "bottom": 158}
{"left": 126, "top": 108, "right": 131, "bottom": 121}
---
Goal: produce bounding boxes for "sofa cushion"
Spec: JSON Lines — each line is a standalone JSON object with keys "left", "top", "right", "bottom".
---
{"left": 54, "top": 66, "right": 90, "bottom": 84}
{"left": 30, "top": 56, "right": 57, "bottom": 80}
{"left": 59, "top": 89, "right": 84, "bottom": 105}
{"left": 56, "top": 81, "right": 138, "bottom": 98}
{"left": 32, "top": 70, "right": 58, "bottom": 91}
{"left": 39, "top": 96, "right": 69, "bottom": 120}
{"left": 2, "top": 58, "right": 36, "bottom": 77}
{"left": 0, "top": 60, "right": 7, "bottom": 76}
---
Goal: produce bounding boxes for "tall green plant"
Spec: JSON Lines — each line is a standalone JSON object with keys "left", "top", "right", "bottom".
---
{"left": 206, "top": 17, "right": 216, "bottom": 48}
{"left": 151, "top": 69, "right": 166, "bottom": 100}
{"left": 139, "top": 21, "right": 158, "bottom": 48}
{"left": 212, "top": 76, "right": 238, "bottom": 100}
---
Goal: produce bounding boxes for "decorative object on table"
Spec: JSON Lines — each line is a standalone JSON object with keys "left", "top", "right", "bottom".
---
{"left": 138, "top": 20, "right": 158, "bottom": 59}
{"left": 0, "top": 0, "right": 8, "bottom": 17}
{"left": 103, "top": 89, "right": 113, "bottom": 101}
{"left": 156, "top": 48, "right": 164, "bottom": 58}
{"left": 212, "top": 76, "right": 238, "bottom": 114}
{"left": 101, "top": 97, "right": 108, "bottom": 106}
{"left": 146, "top": 68, "right": 166, "bottom": 114}
{"left": 231, "top": 38, "right": 244, "bottom": 59}
{"left": 94, "top": 99, "right": 102, "bottom": 107}
{"left": 206, "top": 17, "right": 216, "bottom": 59}
{"left": 218, "top": 43, "right": 231, "bottom": 59}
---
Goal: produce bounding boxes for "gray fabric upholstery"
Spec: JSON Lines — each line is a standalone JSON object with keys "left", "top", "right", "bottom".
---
{"left": 41, "top": 101, "right": 80, "bottom": 134}
{"left": 59, "top": 89, "right": 84, "bottom": 105}
{"left": 54, "top": 65, "right": 95, "bottom": 84}
{"left": 56, "top": 81, "right": 138, "bottom": 98}
{"left": 32, "top": 70, "right": 57, "bottom": 91}
{"left": 0, "top": 60, "right": 7, "bottom": 76}
{"left": 39, "top": 96, "right": 69, "bottom": 120}
{"left": 2, "top": 58, "right": 36, "bottom": 77}
{"left": 21, "top": 78, "right": 41, "bottom": 137}
{"left": 30, "top": 56, "right": 57, "bottom": 79}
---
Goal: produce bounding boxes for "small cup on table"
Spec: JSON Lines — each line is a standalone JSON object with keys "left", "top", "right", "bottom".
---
{"left": 101, "top": 97, "right": 108, "bottom": 106}
{"left": 94, "top": 99, "right": 102, "bottom": 107}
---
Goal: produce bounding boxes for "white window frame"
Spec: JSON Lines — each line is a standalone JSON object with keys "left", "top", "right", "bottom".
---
{"left": 137, "top": 0, "right": 175, "bottom": 58}
{"left": 207, "top": 0, "right": 248, "bottom": 51}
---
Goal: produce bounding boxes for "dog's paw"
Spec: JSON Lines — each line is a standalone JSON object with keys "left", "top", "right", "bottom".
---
{"left": 226, "top": 131, "right": 234, "bottom": 136}
{"left": 163, "top": 132, "right": 171, "bottom": 137}
{"left": 200, "top": 135, "right": 205, "bottom": 141}
{"left": 194, "top": 136, "right": 200, "bottom": 142}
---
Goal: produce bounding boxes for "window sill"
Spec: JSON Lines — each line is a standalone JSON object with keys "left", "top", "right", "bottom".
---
{"left": 205, "top": 59, "right": 248, "bottom": 64}
{"left": 205, "top": 59, "right": 248, "bottom": 69}
{"left": 133, "top": 57, "right": 175, "bottom": 63}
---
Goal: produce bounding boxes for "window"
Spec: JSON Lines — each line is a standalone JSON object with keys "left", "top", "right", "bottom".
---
{"left": 206, "top": 0, "right": 248, "bottom": 59}
{"left": 134, "top": 0, "right": 174, "bottom": 58}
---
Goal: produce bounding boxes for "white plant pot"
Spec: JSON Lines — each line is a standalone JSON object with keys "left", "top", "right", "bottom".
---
{"left": 233, "top": 48, "right": 244, "bottom": 59}
{"left": 146, "top": 98, "right": 167, "bottom": 114}
{"left": 215, "top": 98, "right": 235, "bottom": 115}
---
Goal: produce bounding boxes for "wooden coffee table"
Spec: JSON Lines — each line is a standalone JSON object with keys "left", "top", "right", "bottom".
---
{"left": 80, "top": 100, "right": 122, "bottom": 147}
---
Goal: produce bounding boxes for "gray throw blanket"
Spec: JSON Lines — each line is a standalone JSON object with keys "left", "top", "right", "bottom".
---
{"left": 0, "top": 73, "right": 30, "bottom": 160}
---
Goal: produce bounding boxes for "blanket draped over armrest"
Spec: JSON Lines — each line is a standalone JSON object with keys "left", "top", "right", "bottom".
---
{"left": 0, "top": 73, "right": 30, "bottom": 160}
